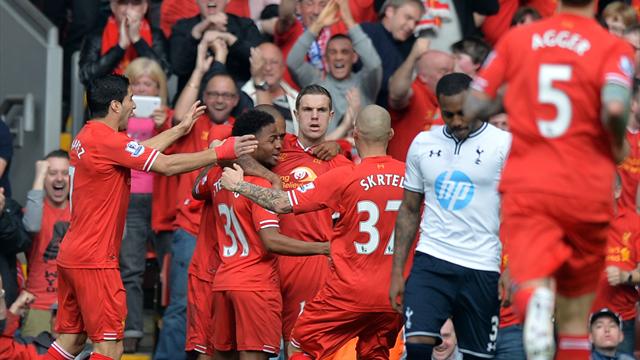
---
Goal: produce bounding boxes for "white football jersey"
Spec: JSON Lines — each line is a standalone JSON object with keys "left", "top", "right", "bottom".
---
{"left": 404, "top": 123, "right": 512, "bottom": 272}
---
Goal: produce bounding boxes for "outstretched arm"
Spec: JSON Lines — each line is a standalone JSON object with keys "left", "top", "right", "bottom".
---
{"left": 141, "top": 101, "right": 206, "bottom": 152}
{"left": 221, "top": 164, "right": 292, "bottom": 213}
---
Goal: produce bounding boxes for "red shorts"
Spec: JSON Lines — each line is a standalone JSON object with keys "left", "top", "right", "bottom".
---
{"left": 290, "top": 296, "right": 403, "bottom": 360}
{"left": 56, "top": 266, "right": 126, "bottom": 342}
{"left": 502, "top": 192, "right": 611, "bottom": 297}
{"left": 279, "top": 255, "right": 330, "bottom": 341}
{"left": 213, "top": 290, "right": 282, "bottom": 354}
{"left": 186, "top": 274, "right": 214, "bottom": 355}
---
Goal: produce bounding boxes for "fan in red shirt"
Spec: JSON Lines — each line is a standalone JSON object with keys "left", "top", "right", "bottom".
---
{"left": 465, "top": 0, "right": 635, "bottom": 358}
{"left": 194, "top": 109, "right": 328, "bottom": 359}
{"left": 21, "top": 151, "right": 71, "bottom": 337}
{"left": 591, "top": 178, "right": 640, "bottom": 355}
{"left": 47, "top": 74, "right": 258, "bottom": 360}
{"left": 221, "top": 105, "right": 406, "bottom": 360}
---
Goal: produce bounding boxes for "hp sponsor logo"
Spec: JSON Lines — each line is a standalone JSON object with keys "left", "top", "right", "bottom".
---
{"left": 435, "top": 171, "right": 474, "bottom": 210}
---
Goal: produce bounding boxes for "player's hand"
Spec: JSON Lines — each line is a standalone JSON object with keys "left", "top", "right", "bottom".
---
{"left": 8, "top": 290, "right": 35, "bottom": 316}
{"left": 498, "top": 267, "right": 512, "bottom": 307}
{"left": 221, "top": 163, "right": 245, "bottom": 191}
{"left": 312, "top": 141, "right": 341, "bottom": 161}
{"left": 606, "top": 265, "right": 626, "bottom": 286}
{"left": 215, "top": 135, "right": 259, "bottom": 162}
{"left": 151, "top": 106, "right": 168, "bottom": 129}
{"left": 177, "top": 101, "right": 206, "bottom": 135}
{"left": 389, "top": 273, "right": 405, "bottom": 314}
{"left": 410, "top": 37, "right": 430, "bottom": 60}
{"left": 309, "top": 0, "right": 339, "bottom": 35}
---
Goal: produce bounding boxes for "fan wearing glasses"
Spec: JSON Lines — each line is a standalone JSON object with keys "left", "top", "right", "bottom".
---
{"left": 78, "top": 0, "right": 171, "bottom": 87}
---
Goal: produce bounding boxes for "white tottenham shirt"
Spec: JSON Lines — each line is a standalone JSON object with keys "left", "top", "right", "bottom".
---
{"left": 404, "top": 122, "right": 512, "bottom": 272}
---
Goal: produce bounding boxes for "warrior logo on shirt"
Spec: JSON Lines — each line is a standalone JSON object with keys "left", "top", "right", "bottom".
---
{"left": 125, "top": 141, "right": 145, "bottom": 157}
{"left": 435, "top": 171, "right": 475, "bottom": 210}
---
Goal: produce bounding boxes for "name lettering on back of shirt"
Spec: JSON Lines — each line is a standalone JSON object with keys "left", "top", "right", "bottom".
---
{"left": 360, "top": 174, "right": 405, "bottom": 191}
{"left": 71, "top": 139, "right": 85, "bottom": 159}
{"left": 531, "top": 30, "right": 591, "bottom": 56}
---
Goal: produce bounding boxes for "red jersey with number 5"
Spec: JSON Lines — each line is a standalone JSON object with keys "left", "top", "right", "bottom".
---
{"left": 203, "top": 169, "right": 281, "bottom": 292}
{"left": 473, "top": 13, "right": 634, "bottom": 203}
{"left": 286, "top": 156, "right": 405, "bottom": 312}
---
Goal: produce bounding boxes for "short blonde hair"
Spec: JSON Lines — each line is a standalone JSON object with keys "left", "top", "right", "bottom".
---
{"left": 124, "top": 57, "right": 168, "bottom": 105}
{"left": 603, "top": 1, "right": 638, "bottom": 28}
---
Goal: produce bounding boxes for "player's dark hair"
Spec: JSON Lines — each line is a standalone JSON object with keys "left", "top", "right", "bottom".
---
{"left": 45, "top": 149, "right": 70, "bottom": 160}
{"left": 451, "top": 37, "right": 492, "bottom": 65}
{"left": 510, "top": 6, "right": 542, "bottom": 27}
{"left": 232, "top": 109, "right": 275, "bottom": 137}
{"left": 86, "top": 74, "right": 130, "bottom": 118}
{"left": 436, "top": 73, "right": 473, "bottom": 98}
{"left": 295, "top": 84, "right": 333, "bottom": 111}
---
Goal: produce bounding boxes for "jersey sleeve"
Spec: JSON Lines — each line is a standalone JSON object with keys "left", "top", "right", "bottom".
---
{"left": 472, "top": 33, "right": 510, "bottom": 98}
{"left": 249, "top": 178, "right": 281, "bottom": 231}
{"left": 194, "top": 167, "right": 220, "bottom": 199}
{"left": 601, "top": 41, "right": 635, "bottom": 90}
{"left": 100, "top": 132, "right": 160, "bottom": 172}
{"left": 403, "top": 138, "right": 425, "bottom": 193}
{"left": 287, "top": 166, "right": 349, "bottom": 214}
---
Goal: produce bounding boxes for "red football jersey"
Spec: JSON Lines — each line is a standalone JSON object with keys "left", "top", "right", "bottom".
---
{"left": 174, "top": 116, "right": 234, "bottom": 235}
{"left": 275, "top": 135, "right": 351, "bottom": 244}
{"left": 473, "top": 13, "right": 634, "bottom": 204}
{"left": 26, "top": 200, "right": 71, "bottom": 310}
{"left": 287, "top": 156, "right": 405, "bottom": 312}
{"left": 592, "top": 208, "right": 640, "bottom": 320}
{"left": 618, "top": 129, "right": 640, "bottom": 210}
{"left": 208, "top": 170, "right": 281, "bottom": 292}
{"left": 59, "top": 121, "right": 160, "bottom": 268}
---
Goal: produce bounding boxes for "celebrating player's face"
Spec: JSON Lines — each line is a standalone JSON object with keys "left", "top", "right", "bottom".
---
{"left": 296, "top": 94, "right": 333, "bottom": 143}
{"left": 253, "top": 123, "right": 282, "bottom": 168}
{"left": 119, "top": 87, "right": 136, "bottom": 130}
{"left": 439, "top": 91, "right": 475, "bottom": 140}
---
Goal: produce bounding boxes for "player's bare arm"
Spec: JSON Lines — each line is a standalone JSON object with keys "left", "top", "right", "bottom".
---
{"left": 389, "top": 189, "right": 424, "bottom": 313}
{"left": 141, "top": 101, "right": 207, "bottom": 152}
{"left": 259, "top": 227, "right": 330, "bottom": 256}
{"left": 602, "top": 83, "right": 632, "bottom": 163}
{"left": 221, "top": 164, "right": 293, "bottom": 213}
{"left": 151, "top": 135, "right": 258, "bottom": 176}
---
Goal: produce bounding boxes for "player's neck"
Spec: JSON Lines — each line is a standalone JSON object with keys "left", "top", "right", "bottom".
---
{"left": 557, "top": 2, "right": 596, "bottom": 18}
{"left": 297, "top": 135, "right": 324, "bottom": 150}
{"left": 357, "top": 144, "right": 387, "bottom": 158}
{"left": 97, "top": 114, "right": 121, "bottom": 131}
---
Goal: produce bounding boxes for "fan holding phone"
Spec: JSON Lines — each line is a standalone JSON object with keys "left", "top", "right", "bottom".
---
{"left": 121, "top": 56, "right": 173, "bottom": 353}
